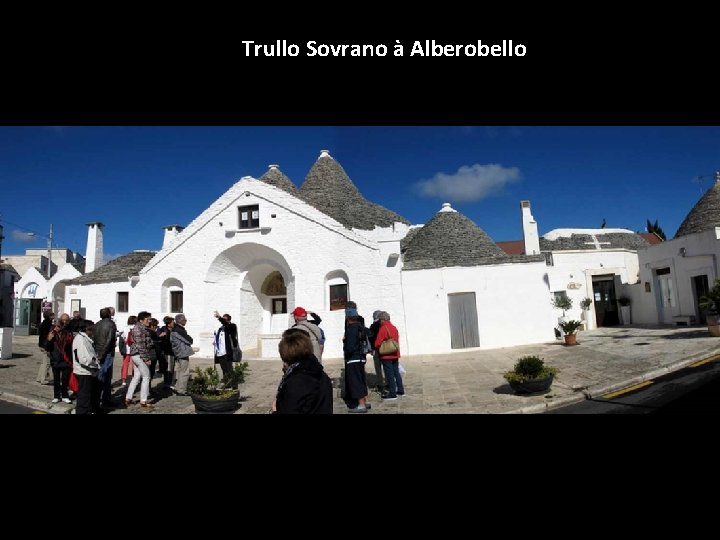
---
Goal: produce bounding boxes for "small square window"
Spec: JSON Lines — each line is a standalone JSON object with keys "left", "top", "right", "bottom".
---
{"left": 239, "top": 205, "right": 260, "bottom": 229}
{"left": 117, "top": 292, "right": 129, "bottom": 313}
{"left": 330, "top": 284, "right": 348, "bottom": 311}
{"left": 170, "top": 291, "right": 183, "bottom": 312}
{"left": 272, "top": 298, "right": 287, "bottom": 314}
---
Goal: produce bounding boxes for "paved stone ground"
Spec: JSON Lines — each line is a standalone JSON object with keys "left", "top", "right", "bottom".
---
{"left": 1, "top": 325, "right": 719, "bottom": 414}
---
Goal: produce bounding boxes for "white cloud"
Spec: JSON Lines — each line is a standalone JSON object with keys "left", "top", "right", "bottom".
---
{"left": 414, "top": 163, "right": 522, "bottom": 202}
{"left": 12, "top": 230, "right": 37, "bottom": 242}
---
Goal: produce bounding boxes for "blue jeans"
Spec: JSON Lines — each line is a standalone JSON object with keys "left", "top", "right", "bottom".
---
{"left": 98, "top": 352, "right": 114, "bottom": 405}
{"left": 381, "top": 360, "right": 404, "bottom": 397}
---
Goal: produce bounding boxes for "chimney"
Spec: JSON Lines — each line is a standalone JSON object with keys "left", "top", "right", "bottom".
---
{"left": 162, "top": 224, "right": 185, "bottom": 249}
{"left": 85, "top": 222, "right": 104, "bottom": 273}
{"left": 520, "top": 201, "right": 540, "bottom": 255}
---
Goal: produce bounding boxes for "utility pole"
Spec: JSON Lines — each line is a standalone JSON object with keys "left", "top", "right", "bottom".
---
{"left": 47, "top": 224, "right": 53, "bottom": 279}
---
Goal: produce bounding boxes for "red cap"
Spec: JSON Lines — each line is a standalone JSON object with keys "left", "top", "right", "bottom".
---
{"left": 292, "top": 307, "right": 307, "bottom": 317}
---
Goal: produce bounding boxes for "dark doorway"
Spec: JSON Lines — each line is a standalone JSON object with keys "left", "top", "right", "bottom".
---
{"left": 14, "top": 298, "right": 42, "bottom": 336}
{"left": 592, "top": 278, "right": 619, "bottom": 327}
{"left": 692, "top": 274, "right": 710, "bottom": 325}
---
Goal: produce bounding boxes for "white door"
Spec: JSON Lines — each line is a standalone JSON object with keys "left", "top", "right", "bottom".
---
{"left": 658, "top": 275, "right": 676, "bottom": 323}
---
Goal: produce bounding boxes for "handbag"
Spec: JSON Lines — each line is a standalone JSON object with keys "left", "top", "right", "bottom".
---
{"left": 379, "top": 338, "right": 399, "bottom": 355}
{"left": 232, "top": 348, "right": 242, "bottom": 363}
{"left": 378, "top": 327, "right": 399, "bottom": 355}
{"left": 68, "top": 371, "right": 80, "bottom": 393}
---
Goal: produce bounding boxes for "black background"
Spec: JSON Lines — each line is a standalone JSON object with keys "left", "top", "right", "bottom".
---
{"left": 5, "top": 28, "right": 718, "bottom": 125}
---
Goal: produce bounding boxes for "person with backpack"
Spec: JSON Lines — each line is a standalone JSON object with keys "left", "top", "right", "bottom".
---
{"left": 342, "top": 308, "right": 370, "bottom": 413}
{"left": 290, "top": 307, "right": 323, "bottom": 362}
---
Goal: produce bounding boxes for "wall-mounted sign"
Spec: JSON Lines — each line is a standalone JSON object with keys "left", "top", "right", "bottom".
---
{"left": 24, "top": 283, "right": 38, "bottom": 298}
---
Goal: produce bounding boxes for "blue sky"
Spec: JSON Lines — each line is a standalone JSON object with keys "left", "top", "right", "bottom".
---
{"left": 1, "top": 126, "right": 719, "bottom": 260}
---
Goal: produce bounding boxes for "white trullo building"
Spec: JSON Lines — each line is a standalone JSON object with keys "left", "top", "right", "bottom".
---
{"left": 58, "top": 150, "right": 651, "bottom": 359}
{"left": 624, "top": 172, "right": 720, "bottom": 326}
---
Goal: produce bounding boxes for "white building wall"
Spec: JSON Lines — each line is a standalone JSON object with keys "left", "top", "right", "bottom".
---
{"left": 76, "top": 179, "right": 407, "bottom": 359}
{"left": 633, "top": 227, "right": 720, "bottom": 324}
{"left": 402, "top": 261, "right": 555, "bottom": 355}
{"left": 546, "top": 250, "right": 640, "bottom": 328}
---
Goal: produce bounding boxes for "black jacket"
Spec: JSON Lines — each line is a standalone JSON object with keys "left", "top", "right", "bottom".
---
{"left": 275, "top": 354, "right": 333, "bottom": 414}
{"left": 93, "top": 317, "right": 117, "bottom": 361}
{"left": 38, "top": 318, "right": 53, "bottom": 350}
{"left": 215, "top": 317, "right": 239, "bottom": 357}
{"left": 343, "top": 321, "right": 368, "bottom": 361}
{"left": 368, "top": 320, "right": 382, "bottom": 351}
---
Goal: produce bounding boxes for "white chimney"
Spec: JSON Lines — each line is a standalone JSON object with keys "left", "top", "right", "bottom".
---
{"left": 85, "top": 222, "right": 104, "bottom": 273}
{"left": 520, "top": 201, "right": 540, "bottom": 255}
{"left": 319, "top": 149, "right": 332, "bottom": 159}
{"left": 162, "top": 224, "right": 185, "bottom": 249}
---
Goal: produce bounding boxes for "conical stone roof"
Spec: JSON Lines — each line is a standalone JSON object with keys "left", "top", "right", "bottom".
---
{"left": 402, "top": 204, "right": 510, "bottom": 270}
{"left": 675, "top": 173, "right": 720, "bottom": 238}
{"left": 299, "top": 150, "right": 410, "bottom": 230}
{"left": 259, "top": 164, "right": 298, "bottom": 195}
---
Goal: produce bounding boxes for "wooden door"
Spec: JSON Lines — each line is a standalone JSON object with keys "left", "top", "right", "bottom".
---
{"left": 448, "top": 293, "right": 480, "bottom": 349}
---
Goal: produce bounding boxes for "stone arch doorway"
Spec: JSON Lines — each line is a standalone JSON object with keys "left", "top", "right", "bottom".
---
{"left": 205, "top": 243, "right": 293, "bottom": 359}
{"left": 52, "top": 281, "right": 66, "bottom": 316}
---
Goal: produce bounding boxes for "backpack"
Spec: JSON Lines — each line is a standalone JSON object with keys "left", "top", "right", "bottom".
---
{"left": 118, "top": 334, "right": 126, "bottom": 356}
{"left": 358, "top": 325, "right": 372, "bottom": 355}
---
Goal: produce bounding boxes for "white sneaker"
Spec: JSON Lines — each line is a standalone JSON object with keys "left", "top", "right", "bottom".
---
{"left": 51, "top": 398, "right": 60, "bottom": 404}
{"left": 62, "top": 398, "right": 71, "bottom": 404}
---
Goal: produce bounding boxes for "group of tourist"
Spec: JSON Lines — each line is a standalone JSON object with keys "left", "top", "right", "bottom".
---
{"left": 271, "top": 301, "right": 403, "bottom": 414}
{"left": 37, "top": 299, "right": 402, "bottom": 415}
{"left": 37, "top": 308, "right": 242, "bottom": 414}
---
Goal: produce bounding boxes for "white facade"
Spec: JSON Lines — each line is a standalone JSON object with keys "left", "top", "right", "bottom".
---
{"left": 546, "top": 248, "right": 640, "bottom": 328}
{"left": 402, "top": 261, "right": 555, "bottom": 354}
{"left": 14, "top": 263, "right": 83, "bottom": 315}
{"left": 629, "top": 227, "right": 720, "bottom": 325}
{"left": 66, "top": 177, "right": 410, "bottom": 359}
{"left": 53, "top": 162, "right": 651, "bottom": 359}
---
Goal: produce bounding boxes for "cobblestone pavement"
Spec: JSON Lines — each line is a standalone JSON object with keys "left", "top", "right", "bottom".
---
{"left": 1, "top": 325, "right": 719, "bottom": 414}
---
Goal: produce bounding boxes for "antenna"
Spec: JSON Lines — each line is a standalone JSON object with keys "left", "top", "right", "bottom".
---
{"left": 693, "top": 175, "right": 707, "bottom": 194}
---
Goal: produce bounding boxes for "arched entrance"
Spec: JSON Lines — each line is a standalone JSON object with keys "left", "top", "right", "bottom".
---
{"left": 52, "top": 281, "right": 66, "bottom": 317}
{"left": 15, "top": 282, "right": 42, "bottom": 336}
{"left": 205, "top": 243, "right": 293, "bottom": 359}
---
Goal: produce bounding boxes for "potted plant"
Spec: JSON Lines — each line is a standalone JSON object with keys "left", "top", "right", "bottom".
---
{"left": 579, "top": 297, "right": 593, "bottom": 328}
{"left": 699, "top": 279, "right": 720, "bottom": 336}
{"left": 618, "top": 296, "right": 632, "bottom": 325}
{"left": 558, "top": 320, "right": 582, "bottom": 346}
{"left": 552, "top": 295, "right": 573, "bottom": 324}
{"left": 188, "top": 362, "right": 249, "bottom": 413}
{"left": 503, "top": 355, "right": 559, "bottom": 395}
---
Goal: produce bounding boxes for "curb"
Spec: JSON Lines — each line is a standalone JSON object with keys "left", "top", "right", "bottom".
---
{"left": 583, "top": 350, "right": 720, "bottom": 399}
{"left": 504, "top": 347, "right": 720, "bottom": 413}
{"left": 0, "top": 389, "right": 73, "bottom": 414}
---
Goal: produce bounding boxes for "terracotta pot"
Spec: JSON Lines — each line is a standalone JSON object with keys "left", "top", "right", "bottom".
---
{"left": 708, "top": 325, "right": 720, "bottom": 337}
{"left": 564, "top": 333, "right": 577, "bottom": 346}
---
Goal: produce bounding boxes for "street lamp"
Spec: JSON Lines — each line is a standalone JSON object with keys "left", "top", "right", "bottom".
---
{"left": 27, "top": 224, "right": 54, "bottom": 279}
